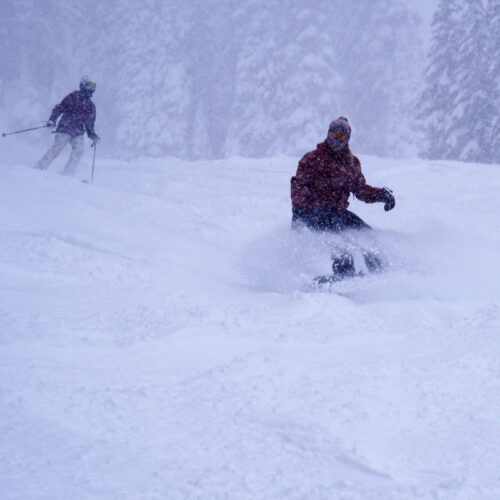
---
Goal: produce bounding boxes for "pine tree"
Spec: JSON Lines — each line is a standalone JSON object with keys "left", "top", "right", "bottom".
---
{"left": 418, "top": 0, "right": 465, "bottom": 160}
{"left": 419, "top": 0, "right": 498, "bottom": 163}
{"left": 223, "top": 0, "right": 288, "bottom": 157}
{"left": 72, "top": 1, "right": 121, "bottom": 149}
{"left": 183, "top": 0, "right": 238, "bottom": 159}
{"left": 110, "top": 1, "right": 191, "bottom": 157}
{"left": 0, "top": 1, "right": 16, "bottom": 116}
{"left": 0, "top": 1, "right": 85, "bottom": 128}
{"left": 268, "top": 1, "right": 343, "bottom": 156}
{"left": 342, "top": 0, "right": 422, "bottom": 157}
{"left": 225, "top": 0, "right": 343, "bottom": 157}
{"left": 452, "top": 0, "right": 498, "bottom": 163}
{"left": 0, "top": 0, "right": 429, "bottom": 161}
{"left": 486, "top": 0, "right": 500, "bottom": 162}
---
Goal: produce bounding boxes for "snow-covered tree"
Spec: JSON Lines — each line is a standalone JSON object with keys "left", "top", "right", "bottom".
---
{"left": 419, "top": 0, "right": 498, "bottom": 163}
{"left": 486, "top": 0, "right": 500, "bottom": 162}
{"left": 107, "top": 1, "right": 192, "bottom": 157}
{"left": 451, "top": 0, "right": 498, "bottom": 163}
{"left": 0, "top": 0, "right": 428, "bottom": 161}
{"left": 182, "top": 0, "right": 239, "bottom": 158}
{"left": 267, "top": 1, "right": 343, "bottom": 156}
{"left": 341, "top": 0, "right": 422, "bottom": 157}
{"left": 223, "top": 0, "right": 289, "bottom": 157}
{"left": 226, "top": 0, "right": 344, "bottom": 157}
{"left": 418, "top": 0, "right": 465, "bottom": 160}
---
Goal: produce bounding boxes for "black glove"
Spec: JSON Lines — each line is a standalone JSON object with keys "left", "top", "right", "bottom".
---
{"left": 46, "top": 120, "right": 55, "bottom": 128}
{"left": 91, "top": 134, "right": 100, "bottom": 146}
{"left": 379, "top": 188, "right": 395, "bottom": 211}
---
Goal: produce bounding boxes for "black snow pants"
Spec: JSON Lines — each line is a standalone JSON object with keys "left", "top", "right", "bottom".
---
{"left": 292, "top": 206, "right": 383, "bottom": 277}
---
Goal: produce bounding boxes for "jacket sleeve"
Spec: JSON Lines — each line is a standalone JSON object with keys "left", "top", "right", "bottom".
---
{"left": 48, "top": 94, "right": 72, "bottom": 123}
{"left": 84, "top": 103, "right": 97, "bottom": 139}
{"left": 291, "top": 153, "right": 315, "bottom": 207}
{"left": 351, "top": 156, "right": 383, "bottom": 203}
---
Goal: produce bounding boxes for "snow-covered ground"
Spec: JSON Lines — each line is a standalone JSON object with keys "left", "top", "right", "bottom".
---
{"left": 1, "top": 147, "right": 499, "bottom": 499}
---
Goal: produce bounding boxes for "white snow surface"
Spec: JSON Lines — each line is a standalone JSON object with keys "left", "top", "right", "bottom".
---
{"left": 1, "top": 153, "right": 499, "bottom": 499}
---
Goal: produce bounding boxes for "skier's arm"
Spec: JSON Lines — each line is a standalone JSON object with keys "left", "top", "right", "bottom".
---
{"left": 84, "top": 105, "right": 98, "bottom": 140}
{"left": 48, "top": 97, "right": 68, "bottom": 124}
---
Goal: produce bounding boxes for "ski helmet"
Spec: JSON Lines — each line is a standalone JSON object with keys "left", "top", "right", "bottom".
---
{"left": 79, "top": 76, "right": 96, "bottom": 95}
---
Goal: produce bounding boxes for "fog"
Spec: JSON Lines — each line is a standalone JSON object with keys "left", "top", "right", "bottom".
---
{"left": 0, "top": 0, "right": 440, "bottom": 160}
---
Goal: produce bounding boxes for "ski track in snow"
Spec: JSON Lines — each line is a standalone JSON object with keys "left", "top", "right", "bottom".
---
{"left": 1, "top": 155, "right": 499, "bottom": 500}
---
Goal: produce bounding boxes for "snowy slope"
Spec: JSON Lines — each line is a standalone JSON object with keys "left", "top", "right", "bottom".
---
{"left": 1, "top": 153, "right": 499, "bottom": 500}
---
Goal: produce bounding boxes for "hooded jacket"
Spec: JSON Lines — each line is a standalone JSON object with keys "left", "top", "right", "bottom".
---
{"left": 49, "top": 90, "right": 97, "bottom": 139}
{"left": 291, "top": 142, "right": 382, "bottom": 210}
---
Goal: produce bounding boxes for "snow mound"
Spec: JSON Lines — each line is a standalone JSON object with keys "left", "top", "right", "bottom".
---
{"left": 1, "top": 155, "right": 499, "bottom": 499}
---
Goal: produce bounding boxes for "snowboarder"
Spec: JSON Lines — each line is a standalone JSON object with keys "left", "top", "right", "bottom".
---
{"left": 35, "top": 76, "right": 100, "bottom": 175}
{"left": 290, "top": 117, "right": 395, "bottom": 279}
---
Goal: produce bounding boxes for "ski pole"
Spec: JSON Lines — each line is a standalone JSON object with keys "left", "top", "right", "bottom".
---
{"left": 1, "top": 124, "right": 49, "bottom": 137}
{"left": 91, "top": 143, "right": 97, "bottom": 184}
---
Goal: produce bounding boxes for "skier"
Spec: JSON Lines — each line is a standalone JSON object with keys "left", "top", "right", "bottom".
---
{"left": 290, "top": 117, "right": 395, "bottom": 279}
{"left": 35, "top": 76, "right": 100, "bottom": 175}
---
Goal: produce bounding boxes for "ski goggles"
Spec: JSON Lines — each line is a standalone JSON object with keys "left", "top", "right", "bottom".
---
{"left": 85, "top": 81, "right": 96, "bottom": 91}
{"left": 328, "top": 130, "right": 347, "bottom": 140}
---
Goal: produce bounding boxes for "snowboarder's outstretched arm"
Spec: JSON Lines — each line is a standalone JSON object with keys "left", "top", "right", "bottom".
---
{"left": 351, "top": 156, "right": 395, "bottom": 210}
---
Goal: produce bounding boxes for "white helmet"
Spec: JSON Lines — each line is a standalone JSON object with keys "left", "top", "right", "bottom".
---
{"left": 79, "top": 76, "right": 96, "bottom": 94}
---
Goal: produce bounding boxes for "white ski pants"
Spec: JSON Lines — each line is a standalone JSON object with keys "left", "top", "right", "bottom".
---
{"left": 36, "top": 132, "right": 84, "bottom": 175}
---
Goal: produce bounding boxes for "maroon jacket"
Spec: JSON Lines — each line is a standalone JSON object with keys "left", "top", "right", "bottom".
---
{"left": 291, "top": 142, "right": 382, "bottom": 210}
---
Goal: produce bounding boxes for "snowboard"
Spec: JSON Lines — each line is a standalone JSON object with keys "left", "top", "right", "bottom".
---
{"left": 312, "top": 271, "right": 365, "bottom": 287}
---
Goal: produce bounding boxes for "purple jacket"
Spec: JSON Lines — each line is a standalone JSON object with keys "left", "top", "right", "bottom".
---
{"left": 49, "top": 90, "right": 97, "bottom": 139}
